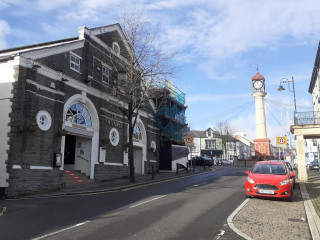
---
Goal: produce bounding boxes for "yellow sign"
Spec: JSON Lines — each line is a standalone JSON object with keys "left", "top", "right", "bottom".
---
{"left": 184, "top": 136, "right": 194, "bottom": 144}
{"left": 276, "top": 136, "right": 287, "bottom": 145}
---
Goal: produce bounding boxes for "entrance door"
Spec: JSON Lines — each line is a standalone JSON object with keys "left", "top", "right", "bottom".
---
{"left": 133, "top": 148, "right": 142, "bottom": 174}
{"left": 75, "top": 136, "right": 92, "bottom": 176}
{"left": 64, "top": 135, "right": 76, "bottom": 166}
{"left": 64, "top": 134, "right": 91, "bottom": 176}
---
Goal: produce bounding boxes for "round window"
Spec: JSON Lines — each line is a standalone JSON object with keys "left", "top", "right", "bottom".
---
{"left": 36, "top": 110, "right": 52, "bottom": 131}
{"left": 109, "top": 128, "right": 120, "bottom": 146}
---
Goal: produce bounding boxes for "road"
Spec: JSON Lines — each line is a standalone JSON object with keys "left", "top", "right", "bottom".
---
{"left": 0, "top": 166, "right": 249, "bottom": 240}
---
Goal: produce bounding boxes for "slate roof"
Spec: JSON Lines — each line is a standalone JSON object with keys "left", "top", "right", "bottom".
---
{"left": 184, "top": 129, "right": 221, "bottom": 138}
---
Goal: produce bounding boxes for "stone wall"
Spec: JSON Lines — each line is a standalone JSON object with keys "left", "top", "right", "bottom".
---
{"left": 6, "top": 169, "right": 62, "bottom": 198}
{"left": 94, "top": 163, "right": 129, "bottom": 181}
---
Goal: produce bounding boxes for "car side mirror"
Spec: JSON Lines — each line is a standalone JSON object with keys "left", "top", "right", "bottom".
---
{"left": 290, "top": 171, "right": 295, "bottom": 179}
{"left": 245, "top": 171, "right": 249, "bottom": 175}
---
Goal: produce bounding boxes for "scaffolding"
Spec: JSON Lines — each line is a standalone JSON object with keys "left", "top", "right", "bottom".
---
{"left": 149, "top": 80, "right": 187, "bottom": 143}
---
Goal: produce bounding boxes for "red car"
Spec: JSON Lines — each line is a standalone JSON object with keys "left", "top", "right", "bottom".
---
{"left": 245, "top": 161, "right": 295, "bottom": 201}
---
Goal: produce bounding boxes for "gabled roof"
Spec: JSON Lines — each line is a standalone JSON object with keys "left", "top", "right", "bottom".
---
{"left": 184, "top": 130, "right": 206, "bottom": 138}
{"left": 79, "top": 23, "right": 133, "bottom": 59}
{"left": 222, "top": 135, "right": 239, "bottom": 142}
{"left": 0, "top": 23, "right": 131, "bottom": 62}
{"left": 0, "top": 37, "right": 81, "bottom": 61}
{"left": 184, "top": 129, "right": 221, "bottom": 138}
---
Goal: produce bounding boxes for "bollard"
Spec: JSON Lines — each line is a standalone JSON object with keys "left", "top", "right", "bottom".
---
{"left": 186, "top": 162, "right": 189, "bottom": 174}
{"left": 176, "top": 163, "right": 179, "bottom": 175}
{"left": 152, "top": 165, "right": 155, "bottom": 180}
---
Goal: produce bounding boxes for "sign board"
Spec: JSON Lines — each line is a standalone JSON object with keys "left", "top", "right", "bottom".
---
{"left": 184, "top": 136, "right": 194, "bottom": 144}
{"left": 276, "top": 136, "right": 287, "bottom": 146}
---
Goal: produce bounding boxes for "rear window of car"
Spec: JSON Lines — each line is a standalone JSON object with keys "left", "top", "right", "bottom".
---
{"left": 251, "top": 164, "right": 287, "bottom": 175}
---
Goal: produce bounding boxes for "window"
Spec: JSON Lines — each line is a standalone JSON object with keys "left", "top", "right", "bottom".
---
{"left": 102, "top": 65, "right": 110, "bottom": 83}
{"left": 65, "top": 103, "right": 92, "bottom": 127}
{"left": 112, "top": 42, "right": 120, "bottom": 56}
{"left": 36, "top": 110, "right": 52, "bottom": 131}
{"left": 133, "top": 124, "right": 142, "bottom": 141}
{"left": 313, "top": 140, "right": 317, "bottom": 146}
{"left": 109, "top": 128, "right": 120, "bottom": 146}
{"left": 70, "top": 53, "right": 81, "bottom": 72}
{"left": 205, "top": 140, "right": 216, "bottom": 149}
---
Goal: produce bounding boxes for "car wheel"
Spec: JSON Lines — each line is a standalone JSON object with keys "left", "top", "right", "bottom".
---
{"left": 286, "top": 188, "right": 293, "bottom": 202}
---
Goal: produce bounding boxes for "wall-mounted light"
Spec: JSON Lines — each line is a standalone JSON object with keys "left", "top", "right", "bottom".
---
{"left": 59, "top": 72, "right": 68, "bottom": 82}
{"left": 86, "top": 76, "right": 93, "bottom": 86}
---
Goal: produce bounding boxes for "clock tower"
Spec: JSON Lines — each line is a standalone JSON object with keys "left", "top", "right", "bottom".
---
{"left": 251, "top": 71, "right": 271, "bottom": 158}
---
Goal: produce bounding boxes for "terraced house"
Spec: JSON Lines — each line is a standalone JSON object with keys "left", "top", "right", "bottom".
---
{"left": 0, "top": 24, "right": 160, "bottom": 198}
{"left": 184, "top": 128, "right": 223, "bottom": 160}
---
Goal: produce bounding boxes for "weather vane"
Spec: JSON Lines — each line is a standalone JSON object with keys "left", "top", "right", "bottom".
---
{"left": 254, "top": 63, "right": 261, "bottom": 71}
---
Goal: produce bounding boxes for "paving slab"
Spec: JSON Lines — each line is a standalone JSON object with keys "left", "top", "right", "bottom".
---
{"left": 232, "top": 185, "right": 312, "bottom": 240}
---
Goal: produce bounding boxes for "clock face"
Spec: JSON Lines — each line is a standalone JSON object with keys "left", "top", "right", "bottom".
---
{"left": 253, "top": 80, "right": 263, "bottom": 90}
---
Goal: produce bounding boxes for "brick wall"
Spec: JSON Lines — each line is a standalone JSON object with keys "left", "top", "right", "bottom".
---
{"left": 94, "top": 163, "right": 129, "bottom": 181}
{"left": 6, "top": 169, "right": 62, "bottom": 198}
{"left": 4, "top": 26, "right": 160, "bottom": 197}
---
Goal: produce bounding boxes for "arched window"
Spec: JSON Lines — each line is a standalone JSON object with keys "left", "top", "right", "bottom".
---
{"left": 133, "top": 124, "right": 142, "bottom": 140}
{"left": 65, "top": 103, "right": 92, "bottom": 127}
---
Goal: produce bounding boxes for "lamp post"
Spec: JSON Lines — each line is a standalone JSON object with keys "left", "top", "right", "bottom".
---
{"left": 277, "top": 76, "right": 297, "bottom": 118}
{"left": 277, "top": 76, "right": 296, "bottom": 165}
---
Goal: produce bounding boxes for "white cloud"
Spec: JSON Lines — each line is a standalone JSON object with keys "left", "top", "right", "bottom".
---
{"left": 35, "top": 0, "right": 74, "bottom": 11}
{"left": 146, "top": 0, "right": 205, "bottom": 10}
{"left": 150, "top": 0, "right": 320, "bottom": 79}
{"left": 187, "top": 93, "right": 249, "bottom": 103}
{"left": 0, "top": 20, "right": 10, "bottom": 49}
{"left": 0, "top": 0, "right": 20, "bottom": 9}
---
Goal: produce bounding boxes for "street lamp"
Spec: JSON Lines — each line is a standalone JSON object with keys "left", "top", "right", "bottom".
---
{"left": 278, "top": 76, "right": 297, "bottom": 165}
{"left": 277, "top": 76, "right": 297, "bottom": 118}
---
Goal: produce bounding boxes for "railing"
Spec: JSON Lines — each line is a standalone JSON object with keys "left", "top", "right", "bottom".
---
{"left": 77, "top": 155, "right": 89, "bottom": 162}
{"left": 294, "top": 111, "right": 320, "bottom": 125}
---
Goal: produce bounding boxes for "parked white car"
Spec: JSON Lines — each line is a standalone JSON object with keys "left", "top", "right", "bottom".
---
{"left": 221, "top": 159, "right": 233, "bottom": 165}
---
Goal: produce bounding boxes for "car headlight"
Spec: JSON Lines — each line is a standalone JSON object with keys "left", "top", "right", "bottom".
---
{"left": 247, "top": 177, "right": 255, "bottom": 184}
{"left": 279, "top": 179, "right": 289, "bottom": 186}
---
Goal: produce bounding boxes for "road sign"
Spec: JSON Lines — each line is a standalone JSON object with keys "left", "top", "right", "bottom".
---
{"left": 184, "top": 136, "right": 194, "bottom": 144}
{"left": 276, "top": 136, "right": 287, "bottom": 145}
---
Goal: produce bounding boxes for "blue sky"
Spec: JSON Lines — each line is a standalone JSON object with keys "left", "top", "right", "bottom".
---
{"left": 1, "top": 0, "right": 319, "bottom": 146}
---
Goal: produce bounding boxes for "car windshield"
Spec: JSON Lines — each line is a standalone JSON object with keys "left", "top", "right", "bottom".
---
{"left": 251, "top": 164, "right": 287, "bottom": 175}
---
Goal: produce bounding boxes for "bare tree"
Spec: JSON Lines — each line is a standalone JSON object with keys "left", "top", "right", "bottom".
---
{"left": 110, "top": 10, "right": 177, "bottom": 183}
{"left": 215, "top": 121, "right": 234, "bottom": 159}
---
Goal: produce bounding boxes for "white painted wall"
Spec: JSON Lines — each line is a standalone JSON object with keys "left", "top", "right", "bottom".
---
{"left": 172, "top": 157, "right": 188, "bottom": 171}
{"left": 0, "top": 61, "right": 15, "bottom": 187}
{"left": 187, "top": 137, "right": 200, "bottom": 160}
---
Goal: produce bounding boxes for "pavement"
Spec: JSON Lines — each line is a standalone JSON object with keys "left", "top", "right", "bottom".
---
{"left": 7, "top": 166, "right": 320, "bottom": 240}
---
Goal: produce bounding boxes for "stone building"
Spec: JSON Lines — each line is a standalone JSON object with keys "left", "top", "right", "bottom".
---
{"left": 0, "top": 24, "right": 159, "bottom": 197}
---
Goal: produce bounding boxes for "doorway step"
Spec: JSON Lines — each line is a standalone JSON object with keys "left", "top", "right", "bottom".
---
{"left": 62, "top": 170, "right": 94, "bottom": 187}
